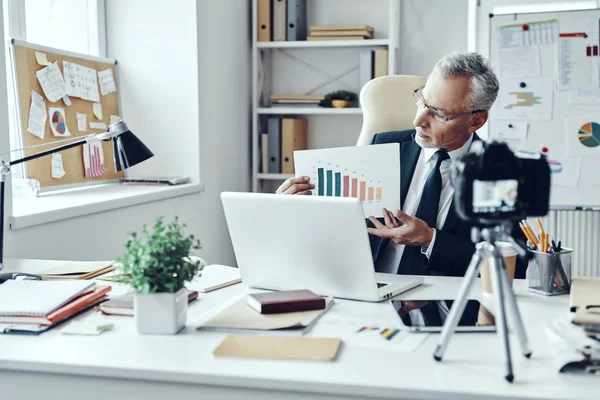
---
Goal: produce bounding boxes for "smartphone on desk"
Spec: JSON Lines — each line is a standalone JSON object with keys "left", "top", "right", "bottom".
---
{"left": 390, "top": 299, "right": 496, "bottom": 333}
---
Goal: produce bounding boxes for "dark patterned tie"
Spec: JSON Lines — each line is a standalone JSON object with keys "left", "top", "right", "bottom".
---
{"left": 398, "top": 150, "right": 450, "bottom": 276}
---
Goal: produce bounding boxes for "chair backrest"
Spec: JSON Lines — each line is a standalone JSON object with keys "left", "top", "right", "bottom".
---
{"left": 356, "top": 75, "right": 428, "bottom": 146}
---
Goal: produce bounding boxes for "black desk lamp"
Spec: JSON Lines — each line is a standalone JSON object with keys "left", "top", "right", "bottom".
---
{"left": 0, "top": 120, "right": 153, "bottom": 272}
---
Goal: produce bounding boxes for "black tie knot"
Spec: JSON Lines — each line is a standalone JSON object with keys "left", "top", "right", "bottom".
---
{"left": 435, "top": 150, "right": 450, "bottom": 165}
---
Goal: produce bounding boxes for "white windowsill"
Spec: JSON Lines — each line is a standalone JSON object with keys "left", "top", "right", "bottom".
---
{"left": 9, "top": 182, "right": 205, "bottom": 230}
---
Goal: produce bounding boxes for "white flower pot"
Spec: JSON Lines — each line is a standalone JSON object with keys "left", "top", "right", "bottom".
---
{"left": 134, "top": 288, "right": 187, "bottom": 335}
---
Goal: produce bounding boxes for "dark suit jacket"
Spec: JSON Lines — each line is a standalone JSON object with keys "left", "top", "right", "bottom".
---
{"left": 367, "top": 128, "right": 527, "bottom": 279}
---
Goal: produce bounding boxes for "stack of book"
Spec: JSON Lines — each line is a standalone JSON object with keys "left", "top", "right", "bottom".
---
{"left": 307, "top": 25, "right": 374, "bottom": 41}
{"left": 0, "top": 280, "right": 111, "bottom": 335}
{"left": 270, "top": 94, "right": 325, "bottom": 106}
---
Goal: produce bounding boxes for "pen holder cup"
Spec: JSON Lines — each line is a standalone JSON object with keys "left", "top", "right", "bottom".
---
{"left": 527, "top": 248, "right": 572, "bottom": 296}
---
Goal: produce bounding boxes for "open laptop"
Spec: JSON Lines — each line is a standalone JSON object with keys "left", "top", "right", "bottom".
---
{"left": 220, "top": 192, "right": 423, "bottom": 302}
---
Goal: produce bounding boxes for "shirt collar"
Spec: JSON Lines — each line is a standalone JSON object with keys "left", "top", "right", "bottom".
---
{"left": 422, "top": 133, "right": 475, "bottom": 164}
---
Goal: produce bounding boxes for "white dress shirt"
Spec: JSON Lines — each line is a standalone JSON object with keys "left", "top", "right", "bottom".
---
{"left": 375, "top": 134, "right": 474, "bottom": 275}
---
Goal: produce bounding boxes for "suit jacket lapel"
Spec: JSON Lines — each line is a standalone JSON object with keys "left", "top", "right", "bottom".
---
{"left": 442, "top": 132, "right": 482, "bottom": 233}
{"left": 400, "top": 134, "right": 421, "bottom": 207}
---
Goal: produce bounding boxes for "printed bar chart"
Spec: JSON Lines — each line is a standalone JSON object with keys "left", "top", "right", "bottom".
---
{"left": 315, "top": 168, "right": 382, "bottom": 202}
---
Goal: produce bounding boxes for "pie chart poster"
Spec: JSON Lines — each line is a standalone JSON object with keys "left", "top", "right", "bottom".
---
{"left": 566, "top": 115, "right": 600, "bottom": 157}
{"left": 48, "top": 107, "right": 71, "bottom": 137}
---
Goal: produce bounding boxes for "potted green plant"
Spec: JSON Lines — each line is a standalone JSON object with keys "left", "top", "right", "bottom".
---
{"left": 116, "top": 216, "right": 205, "bottom": 335}
{"left": 321, "top": 90, "right": 358, "bottom": 108}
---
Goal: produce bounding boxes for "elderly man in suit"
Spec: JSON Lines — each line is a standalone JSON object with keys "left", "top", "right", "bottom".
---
{"left": 276, "top": 52, "right": 524, "bottom": 323}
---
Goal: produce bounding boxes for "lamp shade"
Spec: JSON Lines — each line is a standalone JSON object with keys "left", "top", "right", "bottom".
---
{"left": 109, "top": 120, "right": 154, "bottom": 172}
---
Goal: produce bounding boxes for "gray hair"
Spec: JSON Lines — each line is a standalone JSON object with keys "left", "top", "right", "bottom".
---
{"left": 433, "top": 52, "right": 499, "bottom": 111}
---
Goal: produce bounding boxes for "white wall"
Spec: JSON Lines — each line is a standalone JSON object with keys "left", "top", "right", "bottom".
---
{"left": 4, "top": 0, "right": 250, "bottom": 266}
{"left": 399, "top": 0, "right": 469, "bottom": 77}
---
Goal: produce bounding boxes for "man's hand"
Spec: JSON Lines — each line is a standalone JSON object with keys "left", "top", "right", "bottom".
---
{"left": 397, "top": 300, "right": 429, "bottom": 317}
{"left": 276, "top": 176, "right": 315, "bottom": 195}
{"left": 367, "top": 209, "right": 434, "bottom": 248}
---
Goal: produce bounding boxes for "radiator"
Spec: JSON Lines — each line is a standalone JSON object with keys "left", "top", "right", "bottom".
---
{"left": 533, "top": 210, "right": 600, "bottom": 277}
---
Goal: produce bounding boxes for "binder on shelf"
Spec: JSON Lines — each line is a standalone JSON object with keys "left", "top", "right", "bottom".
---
{"left": 267, "top": 117, "right": 282, "bottom": 173}
{"left": 358, "top": 49, "right": 374, "bottom": 92}
{"left": 281, "top": 118, "right": 308, "bottom": 174}
{"left": 273, "top": 0, "right": 287, "bottom": 41}
{"left": 257, "top": 0, "right": 272, "bottom": 42}
{"left": 287, "top": 0, "right": 307, "bottom": 41}
{"left": 261, "top": 133, "right": 269, "bottom": 173}
{"left": 374, "top": 49, "right": 388, "bottom": 78}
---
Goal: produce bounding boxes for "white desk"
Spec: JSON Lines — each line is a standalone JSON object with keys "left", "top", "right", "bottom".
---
{"left": 0, "top": 259, "right": 596, "bottom": 400}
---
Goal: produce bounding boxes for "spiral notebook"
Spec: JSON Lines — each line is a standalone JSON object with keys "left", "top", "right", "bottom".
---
{"left": 0, "top": 280, "right": 95, "bottom": 316}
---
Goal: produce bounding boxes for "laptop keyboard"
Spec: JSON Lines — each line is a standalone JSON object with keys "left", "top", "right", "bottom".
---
{"left": 377, "top": 282, "right": 388, "bottom": 288}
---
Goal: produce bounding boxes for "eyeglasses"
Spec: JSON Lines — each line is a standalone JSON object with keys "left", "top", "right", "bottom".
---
{"left": 412, "top": 86, "right": 485, "bottom": 123}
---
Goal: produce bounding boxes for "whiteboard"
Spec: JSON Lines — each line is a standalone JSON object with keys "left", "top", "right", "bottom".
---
{"left": 488, "top": 9, "right": 600, "bottom": 209}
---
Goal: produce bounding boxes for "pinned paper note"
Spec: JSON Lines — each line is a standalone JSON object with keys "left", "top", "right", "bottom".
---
{"left": 63, "top": 61, "right": 100, "bottom": 102}
{"left": 51, "top": 153, "right": 66, "bottom": 179}
{"left": 27, "top": 90, "right": 47, "bottom": 139}
{"left": 62, "top": 95, "right": 72, "bottom": 106}
{"left": 83, "top": 142, "right": 106, "bottom": 178}
{"left": 489, "top": 121, "right": 528, "bottom": 151}
{"left": 76, "top": 112, "right": 87, "bottom": 132}
{"left": 89, "top": 122, "right": 107, "bottom": 130}
{"left": 93, "top": 102, "right": 102, "bottom": 120}
{"left": 110, "top": 115, "right": 121, "bottom": 125}
{"left": 36, "top": 62, "right": 67, "bottom": 102}
{"left": 35, "top": 51, "right": 51, "bottom": 66}
{"left": 98, "top": 68, "right": 117, "bottom": 95}
{"left": 48, "top": 107, "right": 70, "bottom": 137}
{"left": 493, "top": 78, "right": 553, "bottom": 121}
{"left": 498, "top": 47, "right": 541, "bottom": 78}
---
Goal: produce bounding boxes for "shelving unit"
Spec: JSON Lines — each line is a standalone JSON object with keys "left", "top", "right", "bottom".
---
{"left": 251, "top": 0, "right": 400, "bottom": 192}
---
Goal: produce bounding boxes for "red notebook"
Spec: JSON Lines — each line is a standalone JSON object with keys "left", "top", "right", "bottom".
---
{"left": 247, "top": 289, "right": 325, "bottom": 314}
{"left": 0, "top": 285, "right": 111, "bottom": 326}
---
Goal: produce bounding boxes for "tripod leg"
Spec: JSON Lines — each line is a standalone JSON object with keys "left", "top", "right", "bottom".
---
{"left": 433, "top": 248, "right": 483, "bottom": 362}
{"left": 489, "top": 255, "right": 514, "bottom": 383}
{"left": 498, "top": 261, "right": 532, "bottom": 358}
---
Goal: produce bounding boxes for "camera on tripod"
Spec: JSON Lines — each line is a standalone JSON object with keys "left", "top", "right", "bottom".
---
{"left": 451, "top": 141, "right": 551, "bottom": 224}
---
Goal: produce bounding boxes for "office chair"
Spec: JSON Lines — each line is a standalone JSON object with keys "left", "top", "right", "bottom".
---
{"left": 356, "top": 75, "right": 428, "bottom": 146}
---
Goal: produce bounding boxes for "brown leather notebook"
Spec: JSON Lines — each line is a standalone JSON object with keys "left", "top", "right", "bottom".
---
{"left": 247, "top": 289, "right": 325, "bottom": 314}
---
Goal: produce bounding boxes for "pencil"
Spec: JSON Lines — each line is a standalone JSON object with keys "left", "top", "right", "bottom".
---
{"left": 519, "top": 222, "right": 536, "bottom": 248}
{"left": 522, "top": 221, "right": 539, "bottom": 247}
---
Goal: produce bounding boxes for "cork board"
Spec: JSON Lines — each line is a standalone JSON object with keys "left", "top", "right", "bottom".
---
{"left": 11, "top": 41, "right": 124, "bottom": 189}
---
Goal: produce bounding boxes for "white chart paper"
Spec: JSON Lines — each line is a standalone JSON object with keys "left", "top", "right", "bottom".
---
{"left": 494, "top": 77, "right": 553, "bottom": 120}
{"left": 556, "top": 34, "right": 593, "bottom": 90}
{"left": 565, "top": 115, "right": 600, "bottom": 157}
{"left": 294, "top": 143, "right": 400, "bottom": 218}
{"left": 63, "top": 61, "right": 100, "bottom": 102}
{"left": 48, "top": 107, "right": 70, "bottom": 137}
{"left": 36, "top": 62, "right": 67, "bottom": 102}
{"left": 51, "top": 153, "right": 66, "bottom": 179}
{"left": 498, "top": 47, "right": 541, "bottom": 77}
{"left": 27, "top": 90, "right": 47, "bottom": 139}
{"left": 569, "top": 88, "right": 600, "bottom": 104}
{"left": 98, "top": 69, "right": 117, "bottom": 95}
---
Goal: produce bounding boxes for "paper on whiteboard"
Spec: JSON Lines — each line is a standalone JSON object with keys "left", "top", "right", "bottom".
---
{"left": 497, "top": 20, "right": 559, "bottom": 49}
{"left": 569, "top": 88, "right": 600, "bottom": 104}
{"left": 493, "top": 77, "right": 553, "bottom": 120}
{"left": 93, "top": 102, "right": 103, "bottom": 120}
{"left": 556, "top": 34, "right": 593, "bottom": 91}
{"left": 498, "top": 47, "right": 541, "bottom": 77}
{"left": 27, "top": 90, "right": 47, "bottom": 139}
{"left": 489, "top": 121, "right": 528, "bottom": 151}
{"left": 51, "top": 153, "right": 66, "bottom": 179}
{"left": 549, "top": 155, "right": 582, "bottom": 188}
{"left": 48, "top": 107, "right": 70, "bottom": 137}
{"left": 89, "top": 122, "right": 107, "bottom": 130}
{"left": 565, "top": 115, "right": 600, "bottom": 157}
{"left": 35, "top": 51, "right": 51, "bottom": 66}
{"left": 36, "top": 62, "right": 67, "bottom": 102}
{"left": 62, "top": 61, "right": 100, "bottom": 102}
{"left": 76, "top": 112, "right": 87, "bottom": 132}
{"left": 293, "top": 143, "right": 400, "bottom": 218}
{"left": 98, "top": 69, "right": 117, "bottom": 95}
{"left": 83, "top": 142, "right": 106, "bottom": 178}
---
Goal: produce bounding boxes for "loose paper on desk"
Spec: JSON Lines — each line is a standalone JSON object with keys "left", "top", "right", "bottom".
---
{"left": 76, "top": 112, "right": 87, "bottom": 132}
{"left": 93, "top": 102, "right": 103, "bottom": 120}
{"left": 83, "top": 142, "right": 106, "bottom": 178}
{"left": 27, "top": 90, "right": 47, "bottom": 139}
{"left": 48, "top": 107, "right": 70, "bottom": 137}
{"left": 63, "top": 61, "right": 100, "bottom": 102}
{"left": 51, "top": 153, "right": 66, "bottom": 179}
{"left": 36, "top": 62, "right": 67, "bottom": 103}
{"left": 35, "top": 51, "right": 51, "bottom": 66}
{"left": 493, "top": 77, "right": 553, "bottom": 121}
{"left": 498, "top": 47, "right": 541, "bottom": 78}
{"left": 293, "top": 143, "right": 400, "bottom": 218}
{"left": 187, "top": 264, "right": 241, "bottom": 293}
{"left": 565, "top": 115, "right": 600, "bottom": 157}
{"left": 98, "top": 69, "right": 117, "bottom": 95}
